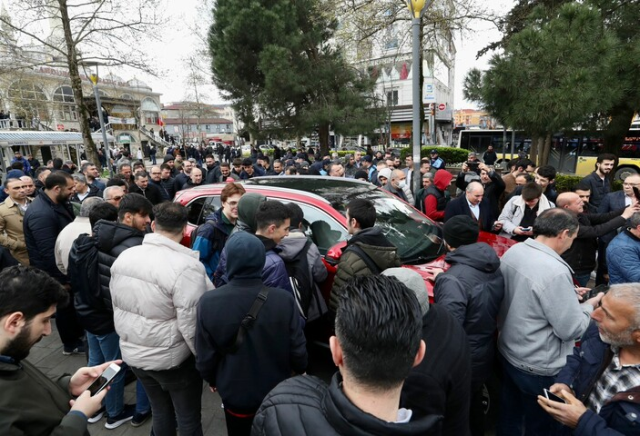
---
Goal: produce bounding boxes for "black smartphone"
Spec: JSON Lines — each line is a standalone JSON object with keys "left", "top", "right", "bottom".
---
{"left": 88, "top": 363, "right": 121, "bottom": 396}
{"left": 586, "top": 284, "right": 610, "bottom": 300}
{"left": 543, "top": 388, "right": 566, "bottom": 403}
{"left": 521, "top": 227, "right": 532, "bottom": 232}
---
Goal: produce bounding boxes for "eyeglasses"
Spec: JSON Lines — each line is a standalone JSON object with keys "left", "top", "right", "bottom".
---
{"left": 623, "top": 183, "right": 640, "bottom": 187}
{"left": 109, "top": 195, "right": 124, "bottom": 201}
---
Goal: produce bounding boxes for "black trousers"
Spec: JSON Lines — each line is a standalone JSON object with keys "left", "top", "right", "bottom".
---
{"left": 223, "top": 408, "right": 255, "bottom": 436}
{"left": 55, "top": 288, "right": 84, "bottom": 348}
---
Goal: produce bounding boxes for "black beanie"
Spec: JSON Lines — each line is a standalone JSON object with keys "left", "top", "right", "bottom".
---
{"left": 354, "top": 170, "right": 368, "bottom": 180}
{"left": 443, "top": 215, "right": 479, "bottom": 248}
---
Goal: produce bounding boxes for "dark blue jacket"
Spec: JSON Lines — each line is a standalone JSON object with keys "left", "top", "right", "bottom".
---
{"left": 24, "top": 193, "right": 74, "bottom": 284}
{"left": 444, "top": 196, "right": 494, "bottom": 231}
{"left": 582, "top": 171, "right": 611, "bottom": 210}
{"left": 556, "top": 322, "right": 640, "bottom": 436}
{"left": 598, "top": 191, "right": 629, "bottom": 244}
{"left": 192, "top": 208, "right": 232, "bottom": 280}
{"left": 606, "top": 230, "right": 640, "bottom": 285}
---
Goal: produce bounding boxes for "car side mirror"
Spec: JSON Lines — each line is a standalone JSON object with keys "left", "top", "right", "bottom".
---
{"left": 325, "top": 240, "right": 348, "bottom": 265}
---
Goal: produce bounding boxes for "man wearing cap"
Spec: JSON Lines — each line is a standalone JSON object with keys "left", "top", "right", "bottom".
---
{"left": 360, "top": 154, "right": 377, "bottom": 183}
{"left": 432, "top": 215, "right": 504, "bottom": 436}
{"left": 430, "top": 150, "right": 446, "bottom": 170}
{"left": 385, "top": 268, "right": 472, "bottom": 436}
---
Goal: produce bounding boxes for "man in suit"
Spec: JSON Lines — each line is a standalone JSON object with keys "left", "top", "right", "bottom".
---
{"left": 596, "top": 174, "right": 640, "bottom": 284}
{"left": 444, "top": 181, "right": 494, "bottom": 231}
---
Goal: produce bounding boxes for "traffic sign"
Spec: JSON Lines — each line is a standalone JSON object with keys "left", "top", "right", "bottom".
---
{"left": 438, "top": 103, "right": 446, "bottom": 111}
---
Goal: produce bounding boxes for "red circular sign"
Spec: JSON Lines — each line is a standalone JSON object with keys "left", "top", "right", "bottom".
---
{"left": 56, "top": 124, "right": 65, "bottom": 131}
{"left": 438, "top": 103, "right": 446, "bottom": 111}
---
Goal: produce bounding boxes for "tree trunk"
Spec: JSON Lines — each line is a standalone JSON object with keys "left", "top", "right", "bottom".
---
{"left": 539, "top": 133, "right": 552, "bottom": 166}
{"left": 530, "top": 134, "right": 540, "bottom": 166}
{"left": 57, "top": 0, "right": 99, "bottom": 165}
{"left": 603, "top": 106, "right": 635, "bottom": 154}
{"left": 318, "top": 122, "right": 330, "bottom": 156}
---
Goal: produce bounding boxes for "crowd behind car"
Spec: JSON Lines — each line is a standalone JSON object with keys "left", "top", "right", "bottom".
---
{"left": 0, "top": 143, "right": 640, "bottom": 436}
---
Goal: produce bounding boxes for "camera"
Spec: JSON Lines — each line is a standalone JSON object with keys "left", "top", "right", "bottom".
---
{"left": 467, "top": 160, "right": 480, "bottom": 173}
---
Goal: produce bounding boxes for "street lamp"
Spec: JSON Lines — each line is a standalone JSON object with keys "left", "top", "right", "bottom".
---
{"left": 405, "top": 0, "right": 433, "bottom": 194}
{"left": 82, "top": 61, "right": 112, "bottom": 176}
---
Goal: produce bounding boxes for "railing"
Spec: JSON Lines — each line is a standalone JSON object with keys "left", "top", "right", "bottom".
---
{"left": 139, "top": 126, "right": 171, "bottom": 148}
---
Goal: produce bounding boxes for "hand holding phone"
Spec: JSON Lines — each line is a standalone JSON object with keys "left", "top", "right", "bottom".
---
{"left": 543, "top": 388, "right": 566, "bottom": 403}
{"left": 586, "top": 284, "right": 610, "bottom": 301}
{"left": 87, "top": 363, "right": 121, "bottom": 396}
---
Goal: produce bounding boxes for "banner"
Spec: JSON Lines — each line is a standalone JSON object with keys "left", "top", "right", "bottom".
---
{"left": 108, "top": 116, "right": 136, "bottom": 125}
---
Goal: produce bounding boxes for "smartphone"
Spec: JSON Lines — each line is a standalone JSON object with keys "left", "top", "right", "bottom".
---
{"left": 543, "top": 388, "right": 566, "bottom": 403}
{"left": 521, "top": 227, "right": 532, "bottom": 232}
{"left": 586, "top": 284, "right": 610, "bottom": 300}
{"left": 88, "top": 363, "right": 121, "bottom": 396}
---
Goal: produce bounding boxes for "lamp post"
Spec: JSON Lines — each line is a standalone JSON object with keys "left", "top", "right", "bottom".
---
{"left": 83, "top": 62, "right": 112, "bottom": 177}
{"left": 405, "top": 0, "right": 433, "bottom": 195}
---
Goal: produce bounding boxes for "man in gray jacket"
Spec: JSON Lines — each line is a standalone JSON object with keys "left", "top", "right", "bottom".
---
{"left": 496, "top": 208, "right": 603, "bottom": 436}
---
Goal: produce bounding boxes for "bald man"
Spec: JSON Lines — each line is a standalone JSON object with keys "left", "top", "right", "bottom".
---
{"left": 558, "top": 191, "right": 639, "bottom": 286}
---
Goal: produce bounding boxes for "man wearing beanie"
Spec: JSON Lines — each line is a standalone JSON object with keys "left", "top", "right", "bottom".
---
{"left": 196, "top": 232, "right": 307, "bottom": 436}
{"left": 432, "top": 215, "right": 504, "bottom": 436}
{"left": 384, "top": 268, "right": 472, "bottom": 436}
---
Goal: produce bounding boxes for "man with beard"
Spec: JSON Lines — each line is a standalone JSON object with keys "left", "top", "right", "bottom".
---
{"left": 204, "top": 154, "right": 221, "bottom": 184}
{"left": 539, "top": 284, "right": 640, "bottom": 435}
{"left": 581, "top": 153, "right": 616, "bottom": 210}
{"left": 0, "top": 266, "right": 114, "bottom": 435}
{"left": 24, "top": 171, "right": 85, "bottom": 355}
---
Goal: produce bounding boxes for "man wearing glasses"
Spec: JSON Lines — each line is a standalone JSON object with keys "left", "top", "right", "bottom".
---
{"left": 103, "top": 186, "right": 126, "bottom": 208}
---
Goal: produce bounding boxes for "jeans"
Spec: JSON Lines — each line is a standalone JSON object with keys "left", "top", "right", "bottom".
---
{"left": 574, "top": 273, "right": 591, "bottom": 288}
{"left": 87, "top": 331, "right": 125, "bottom": 418}
{"left": 87, "top": 331, "right": 150, "bottom": 417}
{"left": 496, "top": 355, "right": 562, "bottom": 436}
{"left": 132, "top": 356, "right": 203, "bottom": 436}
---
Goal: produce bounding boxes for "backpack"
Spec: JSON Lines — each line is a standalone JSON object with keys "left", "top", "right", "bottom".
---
{"left": 343, "top": 244, "right": 382, "bottom": 275}
{"left": 190, "top": 219, "right": 222, "bottom": 250}
{"left": 283, "top": 240, "right": 318, "bottom": 320}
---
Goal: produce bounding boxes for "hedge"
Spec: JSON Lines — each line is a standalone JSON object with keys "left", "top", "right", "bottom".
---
{"left": 399, "top": 146, "right": 469, "bottom": 165}
{"left": 554, "top": 174, "right": 622, "bottom": 193}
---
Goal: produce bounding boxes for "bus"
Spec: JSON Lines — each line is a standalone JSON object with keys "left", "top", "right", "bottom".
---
{"left": 457, "top": 128, "right": 640, "bottom": 180}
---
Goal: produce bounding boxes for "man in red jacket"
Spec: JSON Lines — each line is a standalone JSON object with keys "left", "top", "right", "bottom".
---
{"left": 423, "top": 169, "right": 453, "bottom": 222}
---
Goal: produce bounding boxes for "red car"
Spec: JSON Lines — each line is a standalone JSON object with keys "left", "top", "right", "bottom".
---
{"left": 174, "top": 176, "right": 515, "bottom": 300}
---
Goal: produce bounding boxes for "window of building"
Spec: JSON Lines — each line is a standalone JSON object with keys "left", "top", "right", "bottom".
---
{"left": 7, "top": 81, "right": 50, "bottom": 121}
{"left": 386, "top": 90, "right": 399, "bottom": 106}
{"left": 53, "top": 86, "right": 77, "bottom": 121}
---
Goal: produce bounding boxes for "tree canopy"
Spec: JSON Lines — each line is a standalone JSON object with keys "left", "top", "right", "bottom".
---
{"left": 209, "top": 0, "right": 383, "bottom": 154}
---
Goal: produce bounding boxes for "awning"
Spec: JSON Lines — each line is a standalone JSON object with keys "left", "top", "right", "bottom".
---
{"left": 0, "top": 131, "right": 115, "bottom": 147}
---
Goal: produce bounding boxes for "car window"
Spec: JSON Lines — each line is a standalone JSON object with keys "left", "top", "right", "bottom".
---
{"left": 186, "top": 196, "right": 220, "bottom": 225}
{"left": 297, "top": 203, "right": 348, "bottom": 255}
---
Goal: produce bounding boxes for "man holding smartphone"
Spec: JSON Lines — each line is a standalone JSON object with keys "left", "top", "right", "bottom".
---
{"left": 0, "top": 265, "right": 116, "bottom": 435}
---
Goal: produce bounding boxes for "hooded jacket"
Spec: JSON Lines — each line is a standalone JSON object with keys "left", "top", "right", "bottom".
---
{"left": 434, "top": 242, "right": 504, "bottom": 385}
{"left": 330, "top": 226, "right": 400, "bottom": 311}
{"left": 278, "top": 230, "right": 329, "bottom": 322}
{"left": 424, "top": 169, "right": 452, "bottom": 222}
{"left": 606, "top": 229, "right": 640, "bottom": 284}
{"left": 252, "top": 373, "right": 442, "bottom": 436}
{"left": 195, "top": 232, "right": 307, "bottom": 412}
{"left": 497, "top": 193, "right": 554, "bottom": 238}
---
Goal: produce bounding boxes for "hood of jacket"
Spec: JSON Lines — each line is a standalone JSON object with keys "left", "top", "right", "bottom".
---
{"left": 226, "top": 231, "right": 265, "bottom": 280}
{"left": 350, "top": 226, "right": 395, "bottom": 248}
{"left": 445, "top": 242, "right": 500, "bottom": 273}
{"left": 237, "top": 193, "right": 266, "bottom": 233}
{"left": 93, "top": 220, "right": 145, "bottom": 254}
{"left": 277, "top": 230, "right": 308, "bottom": 261}
{"left": 433, "top": 169, "right": 453, "bottom": 191}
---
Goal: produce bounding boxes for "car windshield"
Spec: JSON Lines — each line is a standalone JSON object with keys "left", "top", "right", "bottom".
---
{"left": 248, "top": 177, "right": 444, "bottom": 264}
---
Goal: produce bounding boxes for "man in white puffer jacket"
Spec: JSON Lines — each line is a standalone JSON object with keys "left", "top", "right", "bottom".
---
{"left": 110, "top": 202, "right": 213, "bottom": 436}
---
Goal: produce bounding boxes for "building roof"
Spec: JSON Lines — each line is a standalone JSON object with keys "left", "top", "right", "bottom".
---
{"left": 0, "top": 131, "right": 115, "bottom": 147}
{"left": 163, "top": 118, "right": 232, "bottom": 125}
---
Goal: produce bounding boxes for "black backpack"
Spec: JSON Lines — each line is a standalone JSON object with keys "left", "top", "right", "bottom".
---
{"left": 283, "top": 240, "right": 317, "bottom": 320}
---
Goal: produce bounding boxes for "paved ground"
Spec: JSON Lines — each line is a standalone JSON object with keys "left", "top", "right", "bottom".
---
{"left": 27, "top": 322, "right": 228, "bottom": 436}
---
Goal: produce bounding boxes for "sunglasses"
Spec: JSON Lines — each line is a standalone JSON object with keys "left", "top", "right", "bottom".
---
{"left": 109, "top": 195, "right": 124, "bottom": 201}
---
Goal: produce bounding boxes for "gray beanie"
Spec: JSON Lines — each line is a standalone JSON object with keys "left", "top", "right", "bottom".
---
{"left": 382, "top": 268, "right": 429, "bottom": 316}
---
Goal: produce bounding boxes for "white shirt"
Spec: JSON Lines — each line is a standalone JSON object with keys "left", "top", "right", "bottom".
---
{"left": 467, "top": 199, "right": 480, "bottom": 220}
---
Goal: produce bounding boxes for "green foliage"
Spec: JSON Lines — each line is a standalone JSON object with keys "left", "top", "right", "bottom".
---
{"left": 399, "top": 147, "right": 469, "bottom": 165}
{"left": 554, "top": 174, "right": 622, "bottom": 193}
{"left": 209, "top": 0, "right": 383, "bottom": 153}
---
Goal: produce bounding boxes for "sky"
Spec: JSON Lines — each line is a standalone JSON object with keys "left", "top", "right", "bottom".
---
{"left": 137, "top": 0, "right": 516, "bottom": 110}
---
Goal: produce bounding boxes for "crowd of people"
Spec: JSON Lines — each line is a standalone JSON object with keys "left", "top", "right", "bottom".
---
{"left": 0, "top": 144, "right": 639, "bottom": 436}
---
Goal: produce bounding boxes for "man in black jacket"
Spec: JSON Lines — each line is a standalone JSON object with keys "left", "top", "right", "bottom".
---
{"left": 557, "top": 192, "right": 639, "bottom": 286}
{"left": 68, "top": 193, "right": 152, "bottom": 429}
{"left": 456, "top": 162, "right": 505, "bottom": 221}
{"left": 196, "top": 231, "right": 307, "bottom": 436}
{"left": 580, "top": 153, "right": 615, "bottom": 210}
{"left": 432, "top": 215, "right": 504, "bottom": 436}
{"left": 252, "top": 274, "right": 442, "bottom": 436}
{"left": 24, "top": 171, "right": 84, "bottom": 355}
{"left": 129, "top": 171, "right": 164, "bottom": 205}
{"left": 444, "top": 181, "right": 495, "bottom": 231}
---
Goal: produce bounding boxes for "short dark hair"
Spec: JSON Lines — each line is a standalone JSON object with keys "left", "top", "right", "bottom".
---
{"left": 4, "top": 177, "right": 21, "bottom": 189}
{"left": 521, "top": 182, "right": 543, "bottom": 201}
{"left": 106, "top": 176, "right": 127, "bottom": 188}
{"left": 255, "top": 200, "right": 291, "bottom": 231}
{"left": 134, "top": 171, "right": 149, "bottom": 181}
{"left": 205, "top": 154, "right": 214, "bottom": 160}
{"left": 597, "top": 153, "right": 617, "bottom": 164}
{"left": 160, "top": 163, "right": 172, "bottom": 172}
{"left": 221, "top": 182, "right": 245, "bottom": 203}
{"left": 517, "top": 159, "right": 535, "bottom": 170}
{"left": 44, "top": 171, "right": 72, "bottom": 190}
{"left": 574, "top": 182, "right": 591, "bottom": 192}
{"left": 153, "top": 202, "right": 187, "bottom": 235}
{"left": 242, "top": 158, "right": 253, "bottom": 167}
{"left": 35, "top": 167, "right": 50, "bottom": 178}
{"left": 52, "top": 158, "right": 63, "bottom": 169}
{"left": 89, "top": 202, "right": 118, "bottom": 228}
{"left": 346, "top": 198, "right": 376, "bottom": 229}
{"left": 220, "top": 162, "right": 230, "bottom": 169}
{"left": 286, "top": 202, "right": 304, "bottom": 229}
{"left": 11, "top": 162, "right": 23, "bottom": 170}
{"left": 0, "top": 266, "right": 68, "bottom": 321}
{"left": 536, "top": 165, "right": 557, "bottom": 181}
{"left": 80, "top": 162, "right": 96, "bottom": 174}
{"left": 533, "top": 208, "right": 579, "bottom": 238}
{"left": 259, "top": 155, "right": 270, "bottom": 164}
{"left": 335, "top": 275, "right": 422, "bottom": 390}
{"left": 117, "top": 193, "right": 153, "bottom": 221}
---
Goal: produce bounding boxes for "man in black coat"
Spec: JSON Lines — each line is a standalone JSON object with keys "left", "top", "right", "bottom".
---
{"left": 129, "top": 172, "right": 164, "bottom": 205}
{"left": 24, "top": 171, "right": 84, "bottom": 354}
{"left": 196, "top": 231, "right": 307, "bottom": 436}
{"left": 252, "top": 274, "right": 442, "bottom": 436}
{"left": 444, "top": 181, "right": 495, "bottom": 231}
{"left": 431, "top": 215, "right": 504, "bottom": 436}
{"left": 456, "top": 162, "right": 505, "bottom": 221}
{"left": 580, "top": 153, "right": 616, "bottom": 210}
